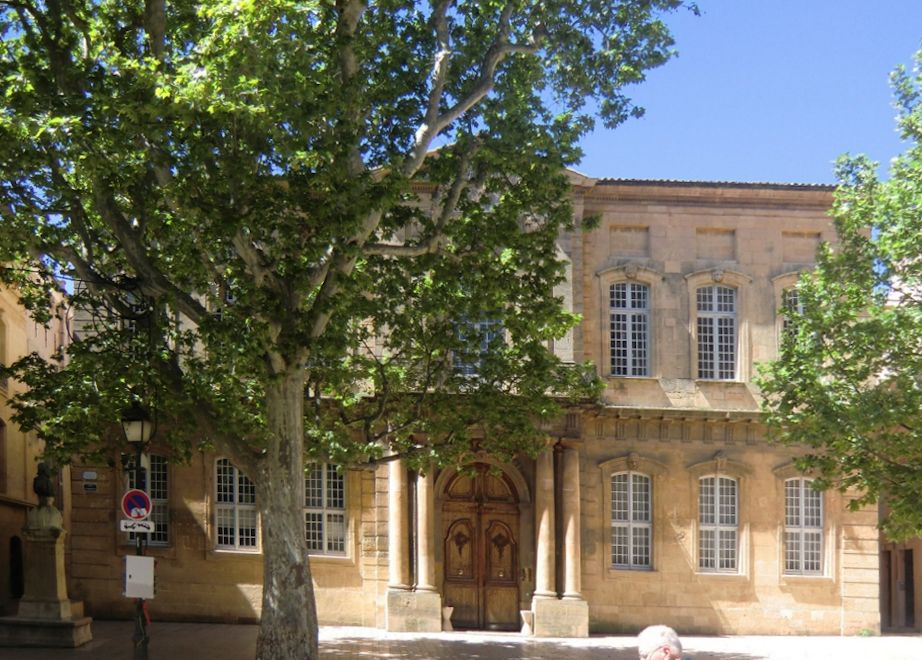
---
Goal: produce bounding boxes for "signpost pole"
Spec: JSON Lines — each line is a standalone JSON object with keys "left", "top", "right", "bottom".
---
{"left": 132, "top": 441, "right": 149, "bottom": 660}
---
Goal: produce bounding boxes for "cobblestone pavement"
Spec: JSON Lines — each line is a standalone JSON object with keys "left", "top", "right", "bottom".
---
{"left": 1, "top": 620, "right": 921, "bottom": 659}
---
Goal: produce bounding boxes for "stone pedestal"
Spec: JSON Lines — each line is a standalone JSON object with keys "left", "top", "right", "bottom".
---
{"left": 531, "top": 597, "right": 588, "bottom": 637}
{"left": 386, "top": 589, "right": 443, "bottom": 632}
{"left": 0, "top": 501, "right": 92, "bottom": 648}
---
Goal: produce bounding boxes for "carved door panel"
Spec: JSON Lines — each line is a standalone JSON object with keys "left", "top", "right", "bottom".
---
{"left": 482, "top": 512, "right": 518, "bottom": 630}
{"left": 442, "top": 464, "right": 519, "bottom": 631}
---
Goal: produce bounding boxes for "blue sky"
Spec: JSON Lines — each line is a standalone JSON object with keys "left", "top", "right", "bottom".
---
{"left": 577, "top": 1, "right": 922, "bottom": 184}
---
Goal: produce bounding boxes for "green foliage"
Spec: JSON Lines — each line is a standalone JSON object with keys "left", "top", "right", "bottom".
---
{"left": 758, "top": 48, "right": 922, "bottom": 540}
{"left": 1, "top": 2, "right": 688, "bottom": 653}
{"left": 1, "top": 0, "right": 684, "bottom": 471}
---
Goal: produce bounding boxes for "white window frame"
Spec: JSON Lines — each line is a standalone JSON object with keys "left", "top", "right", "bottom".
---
{"left": 609, "top": 282, "right": 650, "bottom": 377}
{"left": 698, "top": 475, "right": 739, "bottom": 573}
{"left": 127, "top": 454, "right": 170, "bottom": 546}
{"left": 610, "top": 471, "right": 652, "bottom": 569}
{"left": 784, "top": 478, "right": 823, "bottom": 576}
{"left": 215, "top": 458, "right": 259, "bottom": 552}
{"left": 696, "top": 285, "right": 737, "bottom": 380}
{"left": 304, "top": 463, "right": 347, "bottom": 556}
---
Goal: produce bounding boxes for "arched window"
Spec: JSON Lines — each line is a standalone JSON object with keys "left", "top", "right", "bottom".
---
{"left": 610, "top": 471, "right": 652, "bottom": 568}
{"left": 304, "top": 463, "right": 346, "bottom": 556}
{"left": 698, "top": 475, "right": 738, "bottom": 572}
{"left": 696, "top": 285, "right": 737, "bottom": 380}
{"left": 599, "top": 452, "right": 665, "bottom": 572}
{"left": 215, "top": 459, "right": 258, "bottom": 551}
{"left": 784, "top": 478, "right": 823, "bottom": 575}
{"left": 610, "top": 282, "right": 650, "bottom": 377}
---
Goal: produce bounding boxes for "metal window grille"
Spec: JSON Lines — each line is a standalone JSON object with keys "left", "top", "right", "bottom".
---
{"left": 699, "top": 476, "right": 738, "bottom": 572}
{"left": 610, "top": 472, "right": 652, "bottom": 569}
{"left": 610, "top": 283, "right": 650, "bottom": 377}
{"left": 304, "top": 464, "right": 346, "bottom": 555}
{"left": 215, "top": 458, "right": 258, "bottom": 551}
{"left": 784, "top": 478, "right": 823, "bottom": 575}
{"left": 697, "top": 286, "right": 736, "bottom": 380}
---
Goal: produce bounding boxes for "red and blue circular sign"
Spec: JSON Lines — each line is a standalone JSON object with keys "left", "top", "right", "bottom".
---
{"left": 121, "top": 489, "right": 153, "bottom": 521}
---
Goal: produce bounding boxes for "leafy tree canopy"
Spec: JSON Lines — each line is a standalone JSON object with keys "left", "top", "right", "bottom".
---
{"left": 759, "top": 48, "right": 922, "bottom": 541}
{"left": 0, "top": 1, "right": 691, "bottom": 656}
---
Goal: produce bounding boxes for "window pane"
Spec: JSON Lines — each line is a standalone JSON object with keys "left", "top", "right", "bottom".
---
{"left": 718, "top": 478, "right": 737, "bottom": 525}
{"left": 326, "top": 464, "right": 345, "bottom": 509}
{"left": 632, "top": 526, "right": 651, "bottom": 567}
{"left": 612, "top": 526, "right": 628, "bottom": 566}
{"left": 803, "top": 531, "right": 822, "bottom": 573}
{"left": 699, "top": 529, "right": 715, "bottom": 569}
{"left": 237, "top": 472, "right": 256, "bottom": 505}
{"left": 305, "top": 512, "right": 324, "bottom": 552}
{"left": 216, "top": 506, "right": 235, "bottom": 547}
{"left": 697, "top": 317, "right": 714, "bottom": 379}
{"left": 632, "top": 474, "right": 651, "bottom": 523}
{"left": 305, "top": 465, "right": 323, "bottom": 508}
{"left": 718, "top": 530, "right": 737, "bottom": 570}
{"left": 326, "top": 513, "right": 346, "bottom": 553}
{"left": 216, "top": 459, "right": 235, "bottom": 504}
{"left": 699, "top": 477, "right": 715, "bottom": 524}
{"left": 237, "top": 509, "right": 258, "bottom": 548}
{"left": 611, "top": 474, "right": 628, "bottom": 522}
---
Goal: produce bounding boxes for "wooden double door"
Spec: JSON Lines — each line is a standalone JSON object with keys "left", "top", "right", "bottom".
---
{"left": 442, "top": 463, "right": 520, "bottom": 631}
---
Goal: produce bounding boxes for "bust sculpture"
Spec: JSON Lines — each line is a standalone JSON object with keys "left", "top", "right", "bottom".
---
{"left": 27, "top": 462, "right": 64, "bottom": 531}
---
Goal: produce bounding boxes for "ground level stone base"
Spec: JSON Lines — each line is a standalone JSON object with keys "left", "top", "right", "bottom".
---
{"left": 531, "top": 598, "right": 588, "bottom": 637}
{"left": 0, "top": 615, "right": 93, "bottom": 647}
{"left": 386, "top": 589, "right": 442, "bottom": 632}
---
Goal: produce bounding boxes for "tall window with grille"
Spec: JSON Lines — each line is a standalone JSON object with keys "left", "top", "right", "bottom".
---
{"left": 784, "top": 478, "right": 823, "bottom": 575}
{"left": 781, "top": 288, "right": 803, "bottom": 337}
{"left": 697, "top": 285, "right": 737, "bottom": 380}
{"left": 215, "top": 458, "right": 258, "bottom": 551}
{"left": 610, "top": 282, "right": 650, "bottom": 377}
{"left": 304, "top": 463, "right": 346, "bottom": 556}
{"left": 454, "top": 319, "right": 503, "bottom": 376}
{"left": 610, "top": 472, "right": 652, "bottom": 569}
{"left": 698, "top": 475, "right": 738, "bottom": 572}
{"left": 127, "top": 455, "right": 169, "bottom": 546}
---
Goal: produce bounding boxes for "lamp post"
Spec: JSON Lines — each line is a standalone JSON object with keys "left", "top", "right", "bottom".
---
{"left": 121, "top": 401, "right": 153, "bottom": 660}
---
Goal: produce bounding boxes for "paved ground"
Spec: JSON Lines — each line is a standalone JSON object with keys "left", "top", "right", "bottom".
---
{"left": 2, "top": 620, "right": 921, "bottom": 659}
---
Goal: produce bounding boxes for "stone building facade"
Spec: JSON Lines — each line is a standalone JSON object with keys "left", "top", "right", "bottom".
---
{"left": 62, "top": 177, "right": 892, "bottom": 635}
{"left": 0, "top": 286, "right": 71, "bottom": 615}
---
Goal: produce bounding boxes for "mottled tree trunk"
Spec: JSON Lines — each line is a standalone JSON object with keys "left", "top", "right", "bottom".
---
{"left": 254, "top": 370, "right": 318, "bottom": 660}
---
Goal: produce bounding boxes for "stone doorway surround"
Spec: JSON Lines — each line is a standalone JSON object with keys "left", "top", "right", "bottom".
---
{"left": 385, "top": 456, "right": 534, "bottom": 633}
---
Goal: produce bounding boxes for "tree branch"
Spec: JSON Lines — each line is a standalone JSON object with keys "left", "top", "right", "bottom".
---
{"left": 402, "top": 1, "right": 535, "bottom": 178}
{"left": 366, "top": 143, "right": 475, "bottom": 257}
{"left": 90, "top": 178, "right": 209, "bottom": 323}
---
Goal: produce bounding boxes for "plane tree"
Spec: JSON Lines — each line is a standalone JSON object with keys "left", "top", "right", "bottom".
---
{"left": 0, "top": 1, "right": 691, "bottom": 657}
{"left": 759, "top": 49, "right": 922, "bottom": 541}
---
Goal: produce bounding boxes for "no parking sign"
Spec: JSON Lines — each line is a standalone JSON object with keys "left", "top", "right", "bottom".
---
{"left": 121, "top": 488, "right": 153, "bottom": 521}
